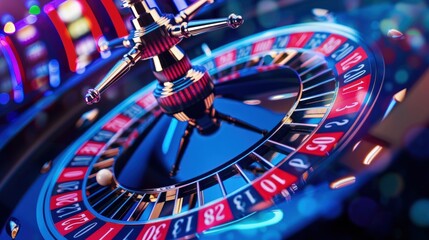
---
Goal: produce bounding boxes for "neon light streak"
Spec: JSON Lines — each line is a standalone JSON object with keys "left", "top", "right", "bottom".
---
{"left": 330, "top": 176, "right": 356, "bottom": 189}
{"left": 100, "top": 0, "right": 128, "bottom": 37}
{"left": 44, "top": 4, "right": 78, "bottom": 72}
{"left": 77, "top": 0, "right": 104, "bottom": 44}
{"left": 363, "top": 145, "right": 383, "bottom": 165}
{"left": 0, "top": 35, "right": 25, "bottom": 103}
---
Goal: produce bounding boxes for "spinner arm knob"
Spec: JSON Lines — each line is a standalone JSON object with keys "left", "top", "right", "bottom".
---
{"left": 85, "top": 45, "right": 142, "bottom": 105}
{"left": 169, "top": 13, "right": 244, "bottom": 38}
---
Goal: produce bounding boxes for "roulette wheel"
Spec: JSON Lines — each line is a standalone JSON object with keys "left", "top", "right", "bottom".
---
{"left": 1, "top": 0, "right": 429, "bottom": 239}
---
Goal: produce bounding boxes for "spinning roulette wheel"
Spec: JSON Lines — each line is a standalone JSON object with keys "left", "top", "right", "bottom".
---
{"left": 1, "top": 0, "right": 429, "bottom": 239}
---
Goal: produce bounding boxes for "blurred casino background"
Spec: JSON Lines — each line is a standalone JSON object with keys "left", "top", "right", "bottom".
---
{"left": 1, "top": 0, "right": 429, "bottom": 239}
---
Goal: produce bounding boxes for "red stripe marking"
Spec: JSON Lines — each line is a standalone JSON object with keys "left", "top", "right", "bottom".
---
{"left": 335, "top": 47, "right": 368, "bottom": 75}
{"left": 44, "top": 4, "right": 77, "bottom": 72}
{"left": 57, "top": 167, "right": 88, "bottom": 183}
{"left": 215, "top": 49, "right": 237, "bottom": 68}
{"left": 287, "top": 32, "right": 314, "bottom": 48}
{"left": 327, "top": 75, "right": 371, "bottom": 119}
{"left": 102, "top": 114, "right": 132, "bottom": 132}
{"left": 137, "top": 220, "right": 171, "bottom": 240}
{"left": 197, "top": 199, "right": 234, "bottom": 232}
{"left": 77, "top": 0, "right": 104, "bottom": 51}
{"left": 252, "top": 168, "right": 297, "bottom": 200}
{"left": 100, "top": 0, "right": 129, "bottom": 37}
{"left": 54, "top": 210, "right": 95, "bottom": 236}
{"left": 299, "top": 132, "right": 344, "bottom": 156}
{"left": 251, "top": 37, "right": 276, "bottom": 55}
{"left": 315, "top": 34, "right": 348, "bottom": 56}
{"left": 88, "top": 222, "right": 124, "bottom": 240}
{"left": 76, "top": 141, "right": 106, "bottom": 156}
{"left": 50, "top": 190, "right": 83, "bottom": 210}
{"left": 136, "top": 93, "right": 157, "bottom": 109}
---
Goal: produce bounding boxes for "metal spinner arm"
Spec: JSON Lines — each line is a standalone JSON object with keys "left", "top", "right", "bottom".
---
{"left": 85, "top": 45, "right": 141, "bottom": 104}
{"left": 85, "top": 0, "right": 243, "bottom": 105}
{"left": 85, "top": 0, "right": 244, "bottom": 177}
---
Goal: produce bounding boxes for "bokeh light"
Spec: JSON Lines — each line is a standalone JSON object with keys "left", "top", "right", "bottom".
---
{"left": 406, "top": 28, "right": 425, "bottom": 50}
{"left": 393, "top": 3, "right": 418, "bottom": 31}
{"left": 25, "top": 0, "right": 39, "bottom": 9}
{"left": 409, "top": 199, "right": 429, "bottom": 227}
{"left": 394, "top": 69, "right": 409, "bottom": 84}
{"left": 25, "top": 14, "right": 38, "bottom": 25}
{"left": 380, "top": 19, "right": 399, "bottom": 34}
{"left": 1, "top": 14, "right": 14, "bottom": 25}
{"left": 379, "top": 173, "right": 404, "bottom": 198}
{"left": 0, "top": 93, "right": 10, "bottom": 105}
{"left": 29, "top": 5, "right": 41, "bottom": 15}
{"left": 3, "top": 22, "right": 16, "bottom": 34}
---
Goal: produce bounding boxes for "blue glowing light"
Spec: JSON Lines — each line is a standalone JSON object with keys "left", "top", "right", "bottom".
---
{"left": 1, "top": 15, "right": 14, "bottom": 25}
{"left": 48, "top": 59, "right": 61, "bottom": 88}
{"left": 162, "top": 118, "right": 178, "bottom": 154}
{"left": 204, "top": 210, "right": 284, "bottom": 235}
{"left": 410, "top": 199, "right": 429, "bottom": 227}
{"left": 0, "top": 93, "right": 10, "bottom": 105}
{"left": 394, "top": 69, "right": 409, "bottom": 84}
{"left": 383, "top": 98, "right": 396, "bottom": 119}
